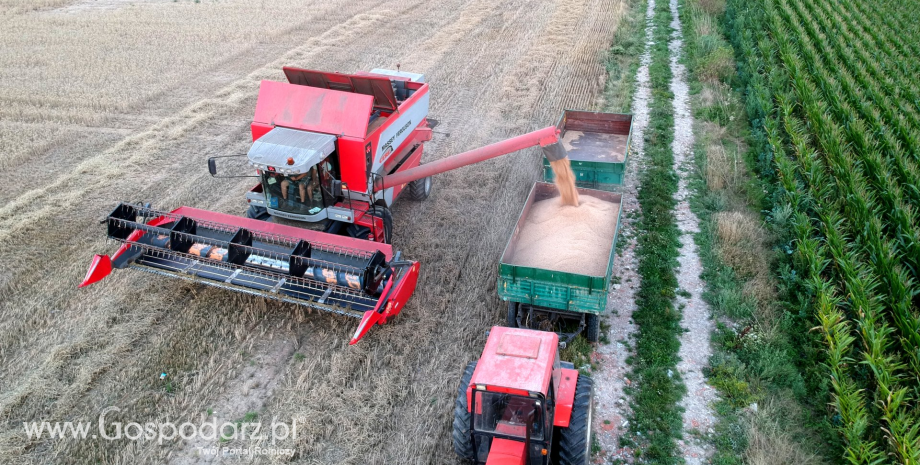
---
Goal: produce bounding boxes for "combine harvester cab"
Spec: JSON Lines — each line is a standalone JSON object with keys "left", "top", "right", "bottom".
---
{"left": 238, "top": 67, "right": 436, "bottom": 242}
{"left": 80, "top": 203, "right": 419, "bottom": 344}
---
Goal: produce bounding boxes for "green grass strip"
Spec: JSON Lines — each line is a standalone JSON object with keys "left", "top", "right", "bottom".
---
{"left": 620, "top": 0, "right": 686, "bottom": 462}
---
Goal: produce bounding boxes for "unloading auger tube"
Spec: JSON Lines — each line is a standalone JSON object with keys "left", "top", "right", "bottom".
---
{"left": 79, "top": 203, "right": 420, "bottom": 344}
{"left": 374, "top": 126, "right": 567, "bottom": 191}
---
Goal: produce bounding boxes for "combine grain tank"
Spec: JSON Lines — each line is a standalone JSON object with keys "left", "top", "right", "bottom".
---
{"left": 498, "top": 182, "right": 623, "bottom": 343}
{"left": 542, "top": 110, "right": 632, "bottom": 190}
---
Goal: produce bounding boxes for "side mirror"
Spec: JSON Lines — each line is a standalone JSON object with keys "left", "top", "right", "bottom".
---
{"left": 331, "top": 180, "right": 344, "bottom": 197}
{"left": 205, "top": 154, "right": 257, "bottom": 178}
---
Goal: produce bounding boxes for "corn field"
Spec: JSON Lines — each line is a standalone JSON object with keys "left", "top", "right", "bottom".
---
{"left": 727, "top": 0, "right": 920, "bottom": 462}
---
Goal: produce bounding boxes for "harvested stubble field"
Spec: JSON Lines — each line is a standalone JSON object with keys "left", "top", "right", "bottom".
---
{"left": 0, "top": 0, "right": 628, "bottom": 463}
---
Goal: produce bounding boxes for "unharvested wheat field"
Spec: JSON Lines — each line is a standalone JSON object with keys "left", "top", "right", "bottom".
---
{"left": 0, "top": 0, "right": 628, "bottom": 463}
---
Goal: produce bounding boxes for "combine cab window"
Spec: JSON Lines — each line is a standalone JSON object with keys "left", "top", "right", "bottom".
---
{"left": 261, "top": 168, "right": 324, "bottom": 216}
{"left": 473, "top": 392, "right": 544, "bottom": 440}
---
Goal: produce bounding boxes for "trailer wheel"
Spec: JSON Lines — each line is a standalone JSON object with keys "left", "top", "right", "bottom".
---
{"left": 245, "top": 205, "right": 271, "bottom": 221}
{"left": 452, "top": 361, "right": 478, "bottom": 462}
{"left": 585, "top": 313, "right": 600, "bottom": 343}
{"left": 506, "top": 301, "right": 518, "bottom": 327}
{"left": 556, "top": 375, "right": 594, "bottom": 465}
{"left": 407, "top": 176, "right": 432, "bottom": 201}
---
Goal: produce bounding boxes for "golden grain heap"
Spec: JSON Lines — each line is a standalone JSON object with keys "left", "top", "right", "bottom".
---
{"left": 509, "top": 194, "right": 618, "bottom": 275}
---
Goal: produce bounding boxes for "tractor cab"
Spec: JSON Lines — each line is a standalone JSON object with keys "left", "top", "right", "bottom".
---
{"left": 455, "top": 327, "right": 594, "bottom": 465}
{"left": 470, "top": 389, "right": 551, "bottom": 464}
{"left": 246, "top": 127, "right": 342, "bottom": 221}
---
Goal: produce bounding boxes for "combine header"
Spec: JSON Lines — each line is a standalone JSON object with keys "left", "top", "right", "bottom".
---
{"left": 81, "top": 203, "right": 418, "bottom": 344}
{"left": 81, "top": 66, "right": 582, "bottom": 343}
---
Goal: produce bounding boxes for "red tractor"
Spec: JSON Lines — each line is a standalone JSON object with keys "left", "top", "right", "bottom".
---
{"left": 454, "top": 326, "right": 594, "bottom": 464}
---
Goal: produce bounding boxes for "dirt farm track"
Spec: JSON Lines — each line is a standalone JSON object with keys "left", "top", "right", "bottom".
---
{"left": 0, "top": 0, "right": 628, "bottom": 462}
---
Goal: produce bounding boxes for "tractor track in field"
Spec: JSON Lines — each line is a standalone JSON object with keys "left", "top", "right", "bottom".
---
{"left": 590, "top": 0, "right": 655, "bottom": 461}
{"left": 591, "top": 1, "right": 719, "bottom": 462}
{"left": 0, "top": 0, "right": 630, "bottom": 463}
{"left": 668, "top": 0, "right": 717, "bottom": 462}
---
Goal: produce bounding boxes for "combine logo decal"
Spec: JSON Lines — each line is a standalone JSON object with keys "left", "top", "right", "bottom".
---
{"left": 372, "top": 91, "right": 430, "bottom": 172}
{"left": 381, "top": 120, "right": 412, "bottom": 157}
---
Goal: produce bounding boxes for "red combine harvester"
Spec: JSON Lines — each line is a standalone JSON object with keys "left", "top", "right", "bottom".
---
{"left": 453, "top": 326, "right": 594, "bottom": 464}
{"left": 81, "top": 67, "right": 569, "bottom": 344}
{"left": 232, "top": 67, "right": 567, "bottom": 243}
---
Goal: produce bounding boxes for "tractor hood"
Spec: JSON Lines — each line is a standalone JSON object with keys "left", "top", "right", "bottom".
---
{"left": 485, "top": 438, "right": 526, "bottom": 465}
{"left": 248, "top": 127, "right": 336, "bottom": 175}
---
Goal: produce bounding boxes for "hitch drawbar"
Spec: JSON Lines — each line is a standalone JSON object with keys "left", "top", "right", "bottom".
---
{"left": 80, "top": 203, "right": 419, "bottom": 344}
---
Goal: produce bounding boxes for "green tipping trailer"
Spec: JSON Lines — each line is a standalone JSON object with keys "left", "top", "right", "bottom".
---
{"left": 542, "top": 110, "right": 632, "bottom": 190}
{"left": 498, "top": 182, "right": 622, "bottom": 343}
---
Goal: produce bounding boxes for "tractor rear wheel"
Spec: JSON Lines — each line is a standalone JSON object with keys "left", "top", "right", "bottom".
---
{"left": 585, "top": 313, "right": 600, "bottom": 343}
{"left": 506, "top": 301, "right": 518, "bottom": 327}
{"left": 452, "top": 361, "right": 478, "bottom": 462}
{"left": 245, "top": 205, "right": 271, "bottom": 221}
{"left": 556, "top": 375, "right": 594, "bottom": 465}
{"left": 407, "top": 175, "right": 432, "bottom": 201}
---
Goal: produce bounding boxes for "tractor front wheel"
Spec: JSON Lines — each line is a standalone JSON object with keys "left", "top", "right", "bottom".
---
{"left": 452, "top": 361, "right": 478, "bottom": 462}
{"left": 556, "top": 375, "right": 594, "bottom": 465}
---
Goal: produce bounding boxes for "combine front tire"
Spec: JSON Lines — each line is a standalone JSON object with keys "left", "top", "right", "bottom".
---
{"left": 557, "top": 375, "right": 594, "bottom": 465}
{"left": 452, "top": 361, "right": 477, "bottom": 462}
{"left": 370, "top": 206, "right": 393, "bottom": 243}
{"left": 346, "top": 206, "right": 393, "bottom": 243}
{"left": 245, "top": 205, "right": 271, "bottom": 221}
{"left": 407, "top": 176, "right": 432, "bottom": 201}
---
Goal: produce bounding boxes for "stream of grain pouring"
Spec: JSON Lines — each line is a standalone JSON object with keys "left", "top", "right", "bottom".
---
{"left": 549, "top": 158, "right": 579, "bottom": 206}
